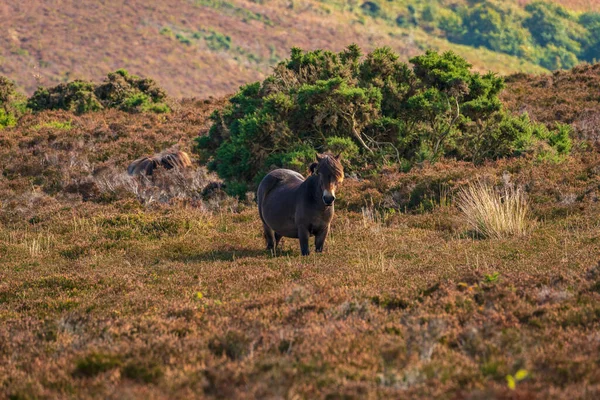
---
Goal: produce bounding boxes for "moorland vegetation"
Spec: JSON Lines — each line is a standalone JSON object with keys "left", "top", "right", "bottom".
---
{"left": 1, "top": 46, "right": 600, "bottom": 398}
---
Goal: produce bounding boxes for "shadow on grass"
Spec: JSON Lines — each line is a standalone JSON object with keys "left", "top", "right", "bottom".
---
{"left": 459, "top": 230, "right": 487, "bottom": 240}
{"left": 168, "top": 247, "right": 295, "bottom": 262}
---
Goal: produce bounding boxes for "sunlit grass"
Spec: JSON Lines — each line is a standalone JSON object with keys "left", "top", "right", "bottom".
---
{"left": 457, "top": 181, "right": 532, "bottom": 239}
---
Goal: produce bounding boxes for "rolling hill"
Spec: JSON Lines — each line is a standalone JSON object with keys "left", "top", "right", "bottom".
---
{"left": 5, "top": 0, "right": 598, "bottom": 98}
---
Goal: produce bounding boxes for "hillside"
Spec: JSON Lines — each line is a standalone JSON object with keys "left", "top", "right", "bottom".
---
{"left": 6, "top": 0, "right": 597, "bottom": 97}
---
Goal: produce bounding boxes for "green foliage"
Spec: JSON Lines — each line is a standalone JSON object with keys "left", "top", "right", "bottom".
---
{"left": 33, "top": 120, "right": 73, "bottom": 130}
{"left": 159, "top": 27, "right": 173, "bottom": 37}
{"left": 406, "top": 50, "right": 504, "bottom": 161}
{"left": 0, "top": 76, "right": 27, "bottom": 128}
{"left": 524, "top": 2, "right": 579, "bottom": 51}
{"left": 0, "top": 76, "right": 17, "bottom": 110}
{"left": 360, "top": 1, "right": 384, "bottom": 18}
{"left": 27, "top": 81, "right": 103, "bottom": 114}
{"left": 460, "top": 2, "right": 530, "bottom": 57}
{"left": 175, "top": 33, "right": 192, "bottom": 45}
{"left": 27, "top": 69, "right": 170, "bottom": 114}
{"left": 197, "top": 45, "right": 573, "bottom": 194}
{"left": 326, "top": 136, "right": 360, "bottom": 162}
{"left": 579, "top": 12, "right": 600, "bottom": 62}
{"left": 0, "top": 109, "right": 16, "bottom": 129}
{"left": 203, "top": 31, "right": 232, "bottom": 51}
{"left": 432, "top": 1, "right": 595, "bottom": 70}
{"left": 533, "top": 122, "right": 573, "bottom": 163}
{"left": 395, "top": 6, "right": 418, "bottom": 28}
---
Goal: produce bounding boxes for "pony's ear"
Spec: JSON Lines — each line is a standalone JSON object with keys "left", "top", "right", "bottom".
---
{"left": 334, "top": 152, "right": 342, "bottom": 161}
{"left": 309, "top": 162, "right": 318, "bottom": 175}
{"left": 316, "top": 153, "right": 324, "bottom": 162}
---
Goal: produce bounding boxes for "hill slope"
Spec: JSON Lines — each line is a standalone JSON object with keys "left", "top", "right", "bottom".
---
{"left": 2, "top": 0, "right": 599, "bottom": 97}
{"left": 0, "top": 0, "right": 554, "bottom": 98}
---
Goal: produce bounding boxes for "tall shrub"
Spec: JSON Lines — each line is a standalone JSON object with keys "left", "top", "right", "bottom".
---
{"left": 196, "top": 45, "right": 571, "bottom": 196}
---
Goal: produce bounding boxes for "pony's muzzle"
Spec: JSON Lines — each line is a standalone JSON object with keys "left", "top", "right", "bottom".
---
{"left": 323, "top": 194, "right": 335, "bottom": 206}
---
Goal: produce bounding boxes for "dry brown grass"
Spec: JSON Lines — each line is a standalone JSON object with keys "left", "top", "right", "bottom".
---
{"left": 1, "top": 84, "right": 600, "bottom": 397}
{"left": 1, "top": 194, "right": 599, "bottom": 398}
{"left": 457, "top": 180, "right": 531, "bottom": 239}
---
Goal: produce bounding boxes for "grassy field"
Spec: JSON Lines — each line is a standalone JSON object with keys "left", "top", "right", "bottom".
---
{"left": 1, "top": 173, "right": 599, "bottom": 398}
{"left": 1, "top": 66, "right": 600, "bottom": 397}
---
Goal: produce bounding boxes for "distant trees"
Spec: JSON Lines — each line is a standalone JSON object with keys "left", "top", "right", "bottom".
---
{"left": 443, "top": 1, "right": 598, "bottom": 69}
{"left": 197, "top": 45, "right": 571, "bottom": 196}
{"left": 579, "top": 12, "right": 600, "bottom": 62}
{"left": 360, "top": 0, "right": 598, "bottom": 70}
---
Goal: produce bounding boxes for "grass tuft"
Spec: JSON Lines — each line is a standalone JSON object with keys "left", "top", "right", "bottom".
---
{"left": 457, "top": 181, "right": 531, "bottom": 239}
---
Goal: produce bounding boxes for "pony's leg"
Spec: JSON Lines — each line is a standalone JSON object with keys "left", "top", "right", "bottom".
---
{"left": 315, "top": 225, "right": 329, "bottom": 253}
{"left": 298, "top": 227, "right": 310, "bottom": 256}
{"left": 275, "top": 233, "right": 283, "bottom": 249}
{"left": 263, "top": 223, "right": 276, "bottom": 251}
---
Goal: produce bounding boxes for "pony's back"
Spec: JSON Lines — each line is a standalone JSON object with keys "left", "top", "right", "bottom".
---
{"left": 127, "top": 151, "right": 192, "bottom": 176}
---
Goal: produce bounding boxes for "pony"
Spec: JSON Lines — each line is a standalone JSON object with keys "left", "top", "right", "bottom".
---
{"left": 127, "top": 150, "right": 192, "bottom": 176}
{"left": 257, "top": 153, "right": 344, "bottom": 256}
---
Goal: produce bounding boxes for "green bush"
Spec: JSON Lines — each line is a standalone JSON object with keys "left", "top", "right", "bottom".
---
{"left": 326, "top": 136, "right": 360, "bottom": 163}
{"left": 27, "top": 69, "right": 170, "bottom": 115}
{"left": 0, "top": 109, "right": 16, "bottom": 129}
{"left": 360, "top": 1, "right": 384, "bottom": 18}
{"left": 395, "top": 7, "right": 418, "bottom": 28}
{"left": 0, "top": 76, "right": 27, "bottom": 128}
{"left": 204, "top": 31, "right": 232, "bottom": 51}
{"left": 27, "top": 81, "right": 103, "bottom": 114}
{"left": 196, "top": 45, "right": 572, "bottom": 195}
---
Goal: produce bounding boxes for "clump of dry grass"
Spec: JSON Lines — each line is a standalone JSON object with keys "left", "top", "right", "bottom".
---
{"left": 457, "top": 180, "right": 531, "bottom": 239}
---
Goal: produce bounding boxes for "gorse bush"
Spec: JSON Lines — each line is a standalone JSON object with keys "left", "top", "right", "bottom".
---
{"left": 28, "top": 69, "right": 170, "bottom": 114}
{"left": 27, "top": 80, "right": 103, "bottom": 114}
{"left": 197, "top": 45, "right": 572, "bottom": 196}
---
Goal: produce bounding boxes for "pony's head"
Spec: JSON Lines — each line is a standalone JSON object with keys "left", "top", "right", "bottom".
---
{"left": 309, "top": 153, "right": 344, "bottom": 206}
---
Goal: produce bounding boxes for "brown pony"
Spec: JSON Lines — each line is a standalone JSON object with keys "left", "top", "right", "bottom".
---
{"left": 257, "top": 154, "right": 344, "bottom": 256}
{"left": 127, "top": 150, "right": 192, "bottom": 176}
